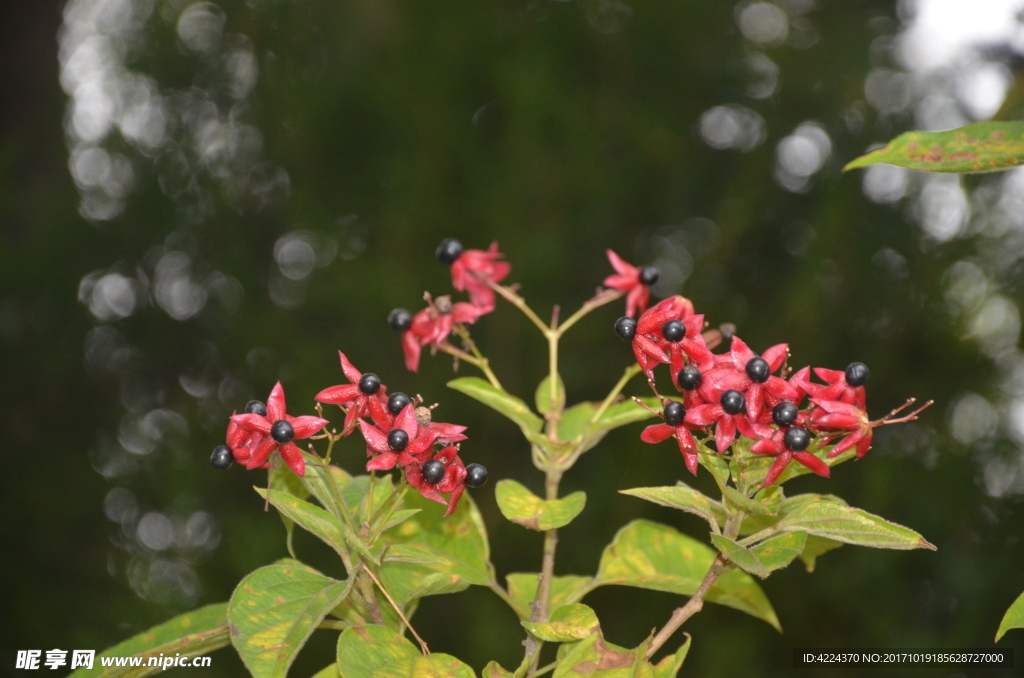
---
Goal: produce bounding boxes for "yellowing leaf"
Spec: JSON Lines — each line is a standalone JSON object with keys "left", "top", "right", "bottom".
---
{"left": 522, "top": 604, "right": 600, "bottom": 642}
{"left": 593, "top": 520, "right": 779, "bottom": 630}
{"left": 68, "top": 604, "right": 229, "bottom": 678}
{"left": 371, "top": 654, "right": 476, "bottom": 678}
{"left": 229, "top": 564, "right": 353, "bottom": 678}
{"left": 337, "top": 625, "right": 419, "bottom": 678}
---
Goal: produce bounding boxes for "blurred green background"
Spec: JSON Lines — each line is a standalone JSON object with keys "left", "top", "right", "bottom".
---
{"left": 3, "top": 0, "right": 1024, "bottom": 676}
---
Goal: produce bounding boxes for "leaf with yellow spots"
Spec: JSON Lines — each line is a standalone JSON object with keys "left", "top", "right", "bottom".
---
{"left": 371, "top": 654, "right": 476, "bottom": 678}
{"left": 337, "top": 625, "right": 419, "bottom": 678}
{"left": 522, "top": 604, "right": 599, "bottom": 642}
{"left": 590, "top": 520, "right": 780, "bottom": 631}
{"left": 844, "top": 121, "right": 1024, "bottom": 173}
{"left": 551, "top": 630, "right": 652, "bottom": 678}
{"left": 68, "top": 603, "right": 229, "bottom": 678}
{"left": 229, "top": 564, "right": 354, "bottom": 678}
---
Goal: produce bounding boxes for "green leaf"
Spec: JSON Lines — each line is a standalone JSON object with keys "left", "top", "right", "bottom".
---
{"left": 495, "top": 480, "right": 586, "bottom": 531}
{"left": 506, "top": 573, "right": 593, "bottom": 619}
{"left": 372, "top": 654, "right": 476, "bottom": 678}
{"left": 374, "top": 491, "right": 494, "bottom": 609}
{"left": 229, "top": 564, "right": 354, "bottom": 678}
{"left": 559, "top": 402, "right": 598, "bottom": 442}
{"left": 337, "top": 625, "right": 419, "bottom": 678}
{"left": 383, "top": 544, "right": 453, "bottom": 567}
{"left": 710, "top": 535, "right": 768, "bottom": 578}
{"left": 619, "top": 485, "right": 721, "bottom": 530}
{"left": 722, "top": 486, "right": 776, "bottom": 517}
{"left": 750, "top": 531, "right": 807, "bottom": 574}
{"left": 448, "top": 377, "right": 542, "bottom": 436}
{"left": 650, "top": 636, "right": 690, "bottom": 678}
{"left": 773, "top": 500, "right": 936, "bottom": 550}
{"left": 589, "top": 397, "right": 660, "bottom": 432}
{"left": 380, "top": 509, "right": 423, "bottom": 533}
{"left": 592, "top": 520, "right": 780, "bottom": 630}
{"left": 67, "top": 603, "right": 228, "bottom": 678}
{"left": 299, "top": 455, "right": 353, "bottom": 517}
{"left": 345, "top": 475, "right": 397, "bottom": 522}
{"left": 996, "top": 590, "right": 1024, "bottom": 641}
{"left": 522, "top": 604, "right": 600, "bottom": 642}
{"left": 481, "top": 662, "right": 513, "bottom": 678}
{"left": 844, "top": 121, "right": 1024, "bottom": 173}
{"left": 312, "top": 664, "right": 341, "bottom": 678}
{"left": 256, "top": 488, "right": 357, "bottom": 562}
{"left": 798, "top": 535, "right": 843, "bottom": 573}
{"left": 535, "top": 373, "right": 566, "bottom": 415}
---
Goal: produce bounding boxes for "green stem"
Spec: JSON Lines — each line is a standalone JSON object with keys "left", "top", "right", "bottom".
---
{"left": 317, "top": 619, "right": 352, "bottom": 631}
{"left": 524, "top": 468, "right": 562, "bottom": 672}
{"left": 553, "top": 288, "right": 622, "bottom": 337}
{"left": 357, "top": 568, "right": 385, "bottom": 625}
{"left": 438, "top": 342, "right": 504, "bottom": 391}
{"left": 451, "top": 326, "right": 505, "bottom": 390}
{"left": 489, "top": 281, "right": 551, "bottom": 336}
{"left": 590, "top": 363, "right": 642, "bottom": 424}
{"left": 526, "top": 661, "right": 558, "bottom": 678}
{"left": 547, "top": 333, "right": 560, "bottom": 440}
{"left": 487, "top": 580, "right": 523, "bottom": 616}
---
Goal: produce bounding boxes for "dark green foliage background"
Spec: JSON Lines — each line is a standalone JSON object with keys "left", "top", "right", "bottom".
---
{"left": 1, "top": 1, "right": 1021, "bottom": 677}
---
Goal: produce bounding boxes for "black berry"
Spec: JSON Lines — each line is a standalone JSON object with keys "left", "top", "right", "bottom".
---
{"left": 640, "top": 265, "right": 660, "bottom": 286}
{"left": 358, "top": 373, "right": 381, "bottom": 395}
{"left": 465, "top": 463, "right": 488, "bottom": 488}
{"left": 435, "top": 238, "right": 464, "bottom": 265}
{"left": 845, "top": 362, "right": 870, "bottom": 387}
{"left": 664, "top": 400, "right": 686, "bottom": 427}
{"left": 244, "top": 400, "right": 267, "bottom": 417}
{"left": 720, "top": 390, "right": 745, "bottom": 415}
{"left": 421, "top": 459, "right": 445, "bottom": 484}
{"left": 388, "top": 308, "right": 412, "bottom": 332}
{"left": 211, "top": 445, "right": 233, "bottom": 469}
{"left": 388, "top": 429, "right": 409, "bottom": 452}
{"left": 745, "top": 357, "right": 770, "bottom": 383}
{"left": 663, "top": 320, "right": 685, "bottom": 343}
{"left": 388, "top": 392, "right": 412, "bottom": 416}
{"left": 614, "top": 316, "right": 637, "bottom": 341}
{"left": 784, "top": 426, "right": 811, "bottom": 451}
{"left": 676, "top": 366, "right": 703, "bottom": 390}
{"left": 271, "top": 420, "right": 294, "bottom": 444}
{"left": 772, "top": 401, "right": 799, "bottom": 427}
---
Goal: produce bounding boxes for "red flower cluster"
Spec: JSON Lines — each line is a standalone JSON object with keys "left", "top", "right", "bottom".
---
{"left": 314, "top": 353, "right": 475, "bottom": 515}
{"left": 629, "top": 295, "right": 929, "bottom": 486}
{"left": 390, "top": 239, "right": 511, "bottom": 372}
{"left": 216, "top": 352, "right": 483, "bottom": 517}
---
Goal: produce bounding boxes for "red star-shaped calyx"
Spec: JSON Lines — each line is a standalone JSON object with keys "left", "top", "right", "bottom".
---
{"left": 230, "top": 383, "right": 328, "bottom": 476}
{"left": 315, "top": 352, "right": 389, "bottom": 433}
